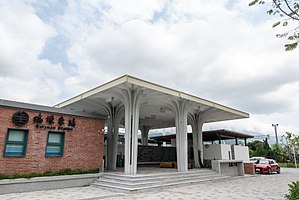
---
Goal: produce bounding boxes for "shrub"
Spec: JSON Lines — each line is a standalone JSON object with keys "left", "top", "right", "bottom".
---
{"left": 279, "top": 163, "right": 297, "bottom": 168}
{"left": 285, "top": 181, "right": 299, "bottom": 200}
{"left": 0, "top": 168, "right": 99, "bottom": 180}
{"left": 203, "top": 160, "right": 212, "bottom": 168}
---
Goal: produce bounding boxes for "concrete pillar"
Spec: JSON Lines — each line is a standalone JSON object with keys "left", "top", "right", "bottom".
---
{"left": 106, "top": 104, "right": 124, "bottom": 170}
{"left": 140, "top": 125, "right": 151, "bottom": 145}
{"left": 188, "top": 112, "right": 204, "bottom": 168}
{"left": 118, "top": 88, "right": 145, "bottom": 175}
{"left": 171, "top": 139, "right": 176, "bottom": 147}
{"left": 188, "top": 108, "right": 215, "bottom": 168}
{"left": 170, "top": 99, "right": 190, "bottom": 173}
{"left": 188, "top": 113, "right": 199, "bottom": 168}
{"left": 197, "top": 120, "right": 204, "bottom": 167}
{"left": 107, "top": 121, "right": 119, "bottom": 170}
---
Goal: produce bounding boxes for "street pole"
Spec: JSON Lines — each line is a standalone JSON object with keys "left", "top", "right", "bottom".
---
{"left": 272, "top": 124, "right": 279, "bottom": 145}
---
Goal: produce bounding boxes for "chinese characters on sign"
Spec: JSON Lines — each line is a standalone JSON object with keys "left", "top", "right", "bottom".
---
{"left": 46, "top": 115, "right": 54, "bottom": 124}
{"left": 33, "top": 114, "right": 43, "bottom": 124}
{"left": 58, "top": 117, "right": 64, "bottom": 126}
{"left": 33, "top": 114, "right": 76, "bottom": 131}
{"left": 68, "top": 118, "right": 76, "bottom": 127}
{"left": 11, "top": 112, "right": 77, "bottom": 131}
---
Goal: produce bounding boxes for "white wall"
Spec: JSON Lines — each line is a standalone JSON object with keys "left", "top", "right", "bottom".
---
{"left": 203, "top": 144, "right": 233, "bottom": 160}
{"left": 233, "top": 145, "right": 249, "bottom": 161}
{"left": 203, "top": 144, "right": 221, "bottom": 160}
{"left": 221, "top": 144, "right": 231, "bottom": 160}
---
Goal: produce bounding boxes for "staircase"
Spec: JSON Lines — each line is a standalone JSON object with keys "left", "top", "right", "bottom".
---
{"left": 91, "top": 169, "right": 231, "bottom": 192}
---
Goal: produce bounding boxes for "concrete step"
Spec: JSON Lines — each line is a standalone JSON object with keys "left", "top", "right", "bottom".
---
{"left": 91, "top": 175, "right": 230, "bottom": 192}
{"left": 100, "top": 169, "right": 213, "bottom": 180}
{"left": 99, "top": 170, "right": 218, "bottom": 183}
{"left": 95, "top": 174, "right": 223, "bottom": 188}
{"left": 91, "top": 169, "right": 231, "bottom": 192}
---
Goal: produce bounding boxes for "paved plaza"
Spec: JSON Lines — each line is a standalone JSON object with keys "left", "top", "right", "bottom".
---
{"left": 0, "top": 168, "right": 298, "bottom": 200}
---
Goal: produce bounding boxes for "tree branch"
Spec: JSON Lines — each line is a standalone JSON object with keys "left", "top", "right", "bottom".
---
{"left": 283, "top": 0, "right": 299, "bottom": 19}
{"left": 273, "top": 0, "right": 299, "bottom": 20}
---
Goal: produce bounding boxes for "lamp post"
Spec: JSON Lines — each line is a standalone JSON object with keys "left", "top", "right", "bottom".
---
{"left": 272, "top": 124, "right": 279, "bottom": 145}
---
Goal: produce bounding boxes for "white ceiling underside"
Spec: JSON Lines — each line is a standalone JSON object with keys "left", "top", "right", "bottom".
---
{"left": 55, "top": 75, "right": 249, "bottom": 129}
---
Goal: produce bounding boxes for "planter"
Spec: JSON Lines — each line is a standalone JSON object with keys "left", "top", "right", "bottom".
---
{"left": 0, "top": 173, "right": 99, "bottom": 194}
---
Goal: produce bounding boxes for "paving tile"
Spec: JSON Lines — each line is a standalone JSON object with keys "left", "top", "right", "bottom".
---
{"left": 0, "top": 168, "right": 298, "bottom": 199}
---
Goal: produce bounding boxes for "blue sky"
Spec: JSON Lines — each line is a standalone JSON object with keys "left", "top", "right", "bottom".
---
{"left": 0, "top": 0, "right": 298, "bottom": 137}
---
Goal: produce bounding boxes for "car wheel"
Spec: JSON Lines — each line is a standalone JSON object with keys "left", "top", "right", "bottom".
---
{"left": 268, "top": 168, "right": 272, "bottom": 175}
{"left": 277, "top": 168, "right": 280, "bottom": 174}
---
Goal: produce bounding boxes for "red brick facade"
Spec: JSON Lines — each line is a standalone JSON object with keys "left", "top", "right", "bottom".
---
{"left": 0, "top": 106, "right": 105, "bottom": 175}
{"left": 244, "top": 162, "right": 255, "bottom": 175}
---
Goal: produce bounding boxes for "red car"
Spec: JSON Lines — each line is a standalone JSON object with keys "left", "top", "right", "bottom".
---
{"left": 254, "top": 159, "right": 280, "bottom": 174}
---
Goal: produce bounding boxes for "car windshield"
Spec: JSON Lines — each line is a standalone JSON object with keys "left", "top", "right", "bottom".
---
{"left": 258, "top": 159, "right": 269, "bottom": 164}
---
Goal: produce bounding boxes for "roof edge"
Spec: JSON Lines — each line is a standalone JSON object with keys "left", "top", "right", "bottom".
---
{"left": 125, "top": 75, "right": 249, "bottom": 118}
{"left": 55, "top": 75, "right": 128, "bottom": 108}
{"left": 0, "top": 99, "right": 106, "bottom": 120}
{"left": 55, "top": 74, "right": 249, "bottom": 119}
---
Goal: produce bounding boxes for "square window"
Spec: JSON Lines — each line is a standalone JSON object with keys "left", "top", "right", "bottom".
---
{"left": 46, "top": 132, "right": 65, "bottom": 157}
{"left": 4, "top": 129, "right": 28, "bottom": 156}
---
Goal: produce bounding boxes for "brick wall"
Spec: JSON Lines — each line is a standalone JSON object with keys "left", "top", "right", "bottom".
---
{"left": 0, "top": 106, "right": 105, "bottom": 175}
{"left": 244, "top": 162, "right": 255, "bottom": 175}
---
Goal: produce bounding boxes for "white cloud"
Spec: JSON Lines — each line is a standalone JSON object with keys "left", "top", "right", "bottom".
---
{"left": 0, "top": 1, "right": 67, "bottom": 105}
{"left": 0, "top": 0, "right": 298, "bottom": 136}
{"left": 63, "top": 0, "right": 299, "bottom": 135}
{"left": 102, "top": 0, "right": 165, "bottom": 23}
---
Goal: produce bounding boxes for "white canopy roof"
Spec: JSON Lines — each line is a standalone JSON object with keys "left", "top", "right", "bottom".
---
{"left": 55, "top": 75, "right": 249, "bottom": 128}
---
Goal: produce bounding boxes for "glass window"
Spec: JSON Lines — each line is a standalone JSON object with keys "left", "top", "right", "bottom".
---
{"left": 259, "top": 159, "right": 269, "bottom": 164}
{"left": 4, "top": 129, "right": 28, "bottom": 156}
{"left": 46, "top": 132, "right": 65, "bottom": 156}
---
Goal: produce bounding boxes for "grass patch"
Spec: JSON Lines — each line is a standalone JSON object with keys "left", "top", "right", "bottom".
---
{"left": 279, "top": 163, "right": 298, "bottom": 168}
{"left": 0, "top": 168, "right": 99, "bottom": 180}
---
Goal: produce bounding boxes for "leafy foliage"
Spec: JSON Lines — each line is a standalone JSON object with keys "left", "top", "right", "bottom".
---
{"left": 281, "top": 132, "right": 299, "bottom": 162}
{"left": 285, "top": 181, "right": 299, "bottom": 200}
{"left": 248, "top": 138, "right": 274, "bottom": 157}
{"left": 249, "top": 0, "right": 299, "bottom": 51}
{"left": 285, "top": 42, "right": 298, "bottom": 51}
{"left": 249, "top": 132, "right": 298, "bottom": 166}
{"left": 272, "top": 143, "right": 285, "bottom": 162}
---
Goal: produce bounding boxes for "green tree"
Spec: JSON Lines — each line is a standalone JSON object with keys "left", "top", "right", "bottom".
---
{"left": 249, "top": 0, "right": 299, "bottom": 51}
{"left": 272, "top": 143, "right": 285, "bottom": 162}
{"left": 282, "top": 132, "right": 299, "bottom": 163}
{"left": 248, "top": 138, "right": 274, "bottom": 157}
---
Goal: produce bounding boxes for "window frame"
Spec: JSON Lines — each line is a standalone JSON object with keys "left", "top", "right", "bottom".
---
{"left": 45, "top": 131, "right": 65, "bottom": 157}
{"left": 4, "top": 128, "right": 28, "bottom": 157}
